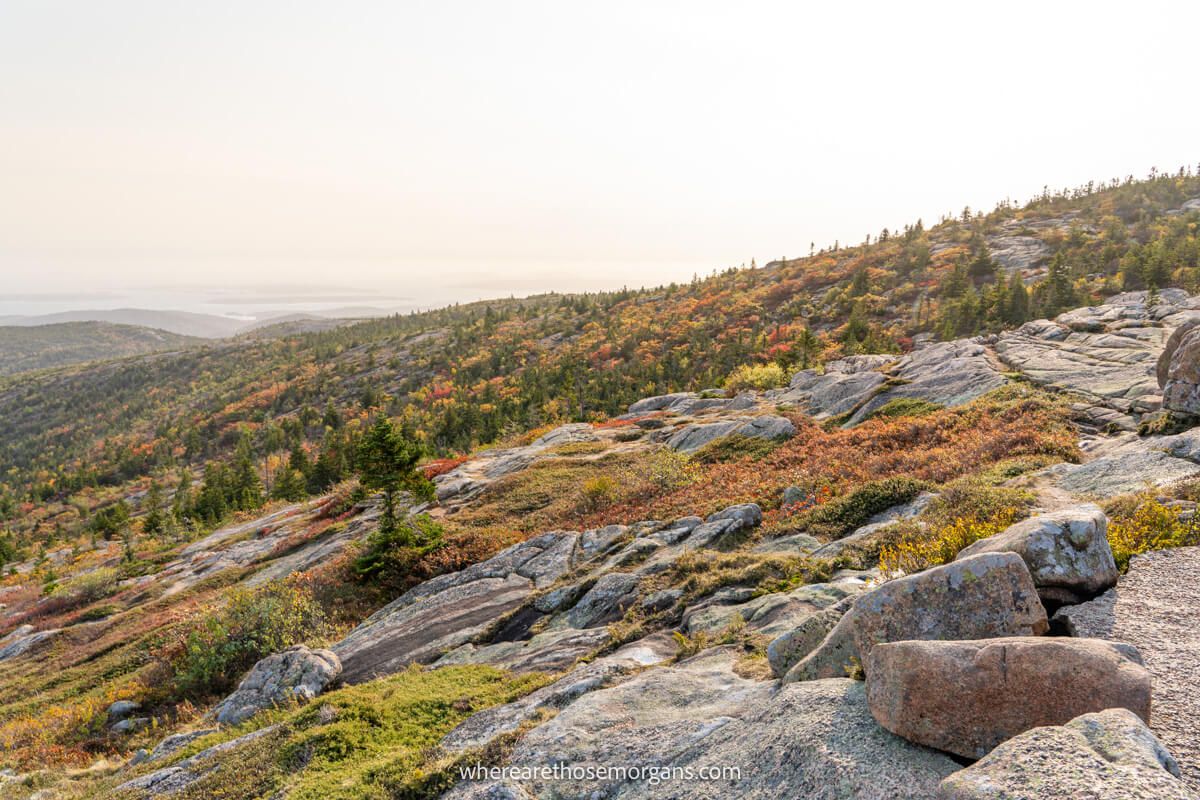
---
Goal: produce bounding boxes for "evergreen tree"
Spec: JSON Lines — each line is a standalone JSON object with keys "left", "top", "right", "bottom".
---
{"left": 230, "top": 431, "right": 264, "bottom": 511}
{"left": 142, "top": 480, "right": 166, "bottom": 537}
{"left": 796, "top": 327, "right": 822, "bottom": 370}
{"left": 356, "top": 416, "right": 434, "bottom": 533}
{"left": 172, "top": 468, "right": 192, "bottom": 525}
{"left": 1006, "top": 271, "right": 1030, "bottom": 325}
{"left": 1046, "top": 251, "right": 1076, "bottom": 314}
{"left": 308, "top": 432, "right": 344, "bottom": 494}
{"left": 271, "top": 468, "right": 307, "bottom": 502}
{"left": 287, "top": 445, "right": 311, "bottom": 478}
{"left": 849, "top": 268, "right": 870, "bottom": 296}
{"left": 194, "top": 463, "right": 230, "bottom": 523}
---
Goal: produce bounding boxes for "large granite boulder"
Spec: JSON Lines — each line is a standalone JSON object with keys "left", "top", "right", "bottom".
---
{"left": 937, "top": 709, "right": 1189, "bottom": 800}
{"left": 1160, "top": 321, "right": 1200, "bottom": 414}
{"left": 210, "top": 645, "right": 341, "bottom": 726}
{"left": 867, "top": 637, "right": 1152, "bottom": 759}
{"left": 851, "top": 552, "right": 1049, "bottom": 668}
{"left": 956, "top": 504, "right": 1118, "bottom": 603}
{"left": 1157, "top": 316, "right": 1200, "bottom": 388}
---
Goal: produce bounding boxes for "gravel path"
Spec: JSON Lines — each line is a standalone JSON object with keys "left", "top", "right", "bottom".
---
{"left": 1057, "top": 546, "right": 1200, "bottom": 791}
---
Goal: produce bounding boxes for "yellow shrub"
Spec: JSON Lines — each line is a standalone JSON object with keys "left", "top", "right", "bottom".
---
{"left": 577, "top": 476, "right": 618, "bottom": 512}
{"left": 878, "top": 513, "right": 1016, "bottom": 580}
{"left": 1107, "top": 498, "right": 1200, "bottom": 571}
{"left": 725, "top": 363, "right": 788, "bottom": 392}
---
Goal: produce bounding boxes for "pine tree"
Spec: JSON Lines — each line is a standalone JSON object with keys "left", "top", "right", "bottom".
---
{"left": 1006, "top": 272, "right": 1030, "bottom": 325}
{"left": 796, "top": 328, "right": 822, "bottom": 370}
{"left": 271, "top": 468, "right": 307, "bottom": 502}
{"left": 172, "top": 468, "right": 192, "bottom": 525}
{"left": 1046, "top": 251, "right": 1076, "bottom": 314}
{"left": 142, "top": 480, "right": 166, "bottom": 537}
{"left": 194, "top": 463, "right": 229, "bottom": 523}
{"left": 231, "top": 431, "right": 264, "bottom": 512}
{"left": 357, "top": 416, "right": 435, "bottom": 533}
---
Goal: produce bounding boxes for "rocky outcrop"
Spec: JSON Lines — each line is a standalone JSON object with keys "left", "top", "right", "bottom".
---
{"left": 447, "top": 649, "right": 959, "bottom": 800}
{"left": 1038, "top": 432, "right": 1200, "bottom": 497}
{"left": 988, "top": 235, "right": 1051, "bottom": 273}
{"left": 867, "top": 637, "right": 1152, "bottom": 759}
{"left": 144, "top": 728, "right": 219, "bottom": 763}
{"left": 845, "top": 341, "right": 1007, "bottom": 425}
{"left": 683, "top": 580, "right": 863, "bottom": 639}
{"left": 333, "top": 532, "right": 584, "bottom": 683}
{"left": 665, "top": 414, "right": 796, "bottom": 453}
{"left": 782, "top": 605, "right": 861, "bottom": 682}
{"left": 777, "top": 360, "right": 891, "bottom": 420}
{"left": 440, "top": 658, "right": 643, "bottom": 753}
{"left": 1054, "top": 546, "right": 1200, "bottom": 790}
{"left": 117, "top": 726, "right": 281, "bottom": 796}
{"left": 434, "top": 424, "right": 601, "bottom": 505}
{"left": 107, "top": 700, "right": 141, "bottom": 723}
{"left": 810, "top": 491, "right": 937, "bottom": 560}
{"left": 434, "top": 627, "right": 611, "bottom": 674}
{"left": 994, "top": 290, "right": 1200, "bottom": 413}
{"left": 209, "top": 645, "right": 341, "bottom": 726}
{"left": 851, "top": 552, "right": 1049, "bottom": 667}
{"left": 956, "top": 504, "right": 1118, "bottom": 603}
{"left": 937, "top": 709, "right": 1190, "bottom": 800}
{"left": 0, "top": 624, "right": 58, "bottom": 661}
{"left": 567, "top": 572, "right": 641, "bottom": 628}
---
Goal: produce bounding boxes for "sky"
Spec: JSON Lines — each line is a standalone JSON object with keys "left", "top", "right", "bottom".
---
{"left": 2, "top": 1, "right": 1199, "bottom": 315}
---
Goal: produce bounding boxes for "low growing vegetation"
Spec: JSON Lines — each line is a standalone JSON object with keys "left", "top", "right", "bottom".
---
{"left": 1105, "top": 495, "right": 1200, "bottom": 571}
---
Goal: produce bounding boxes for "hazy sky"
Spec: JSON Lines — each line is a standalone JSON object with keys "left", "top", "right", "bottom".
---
{"left": 2, "top": 1, "right": 1199, "bottom": 311}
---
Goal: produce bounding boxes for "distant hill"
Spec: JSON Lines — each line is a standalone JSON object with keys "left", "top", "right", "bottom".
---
{"left": 0, "top": 308, "right": 248, "bottom": 338}
{"left": 0, "top": 321, "right": 202, "bottom": 376}
{"left": 235, "top": 315, "right": 365, "bottom": 339}
{"left": 0, "top": 306, "right": 393, "bottom": 338}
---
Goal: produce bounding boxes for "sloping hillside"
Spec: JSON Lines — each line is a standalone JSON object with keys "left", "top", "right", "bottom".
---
{"left": 1, "top": 289, "right": 1198, "bottom": 798}
{"left": 2, "top": 171, "right": 1199, "bottom": 552}
{"left": 1, "top": 172, "right": 1200, "bottom": 799}
{"left": 0, "top": 322, "right": 201, "bottom": 376}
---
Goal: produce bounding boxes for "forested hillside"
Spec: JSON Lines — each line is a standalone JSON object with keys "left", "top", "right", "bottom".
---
{"left": 0, "top": 322, "right": 200, "bottom": 377}
{"left": 1, "top": 169, "right": 1199, "bottom": 558}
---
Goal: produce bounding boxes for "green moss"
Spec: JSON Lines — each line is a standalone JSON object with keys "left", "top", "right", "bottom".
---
{"left": 105, "top": 665, "right": 551, "bottom": 800}
{"left": 795, "top": 477, "right": 932, "bottom": 539}
{"left": 690, "top": 434, "right": 781, "bottom": 464}
{"left": 864, "top": 397, "right": 943, "bottom": 420}
{"left": 1137, "top": 409, "right": 1198, "bottom": 436}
